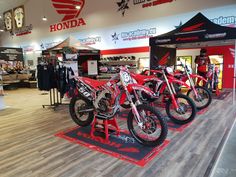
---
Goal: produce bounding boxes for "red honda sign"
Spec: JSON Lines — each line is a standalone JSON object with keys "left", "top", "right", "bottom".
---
{"left": 50, "top": 0, "right": 86, "bottom": 32}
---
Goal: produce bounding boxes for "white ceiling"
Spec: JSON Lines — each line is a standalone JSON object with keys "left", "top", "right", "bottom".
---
{"left": 0, "top": 0, "right": 28, "bottom": 15}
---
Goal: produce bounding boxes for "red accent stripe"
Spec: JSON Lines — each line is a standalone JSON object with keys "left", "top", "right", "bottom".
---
{"left": 56, "top": 10, "right": 78, "bottom": 14}
{"left": 62, "top": 15, "right": 76, "bottom": 21}
{"left": 52, "top": 0, "right": 83, "bottom": 5}
{"left": 53, "top": 3, "right": 76, "bottom": 9}
{"left": 182, "top": 22, "right": 204, "bottom": 32}
{"left": 101, "top": 47, "right": 149, "bottom": 55}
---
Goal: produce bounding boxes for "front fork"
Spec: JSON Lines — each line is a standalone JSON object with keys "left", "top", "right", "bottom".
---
{"left": 186, "top": 72, "right": 199, "bottom": 97}
{"left": 163, "top": 72, "right": 179, "bottom": 109}
{"left": 125, "top": 90, "right": 145, "bottom": 128}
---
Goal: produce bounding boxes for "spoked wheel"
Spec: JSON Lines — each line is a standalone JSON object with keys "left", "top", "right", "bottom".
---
{"left": 166, "top": 94, "right": 197, "bottom": 125}
{"left": 187, "top": 86, "right": 212, "bottom": 110}
{"left": 69, "top": 95, "right": 94, "bottom": 127}
{"left": 127, "top": 104, "right": 168, "bottom": 147}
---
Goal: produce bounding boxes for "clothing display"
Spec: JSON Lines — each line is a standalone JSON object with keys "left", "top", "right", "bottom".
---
{"left": 37, "top": 63, "right": 57, "bottom": 91}
{"left": 37, "top": 62, "right": 75, "bottom": 97}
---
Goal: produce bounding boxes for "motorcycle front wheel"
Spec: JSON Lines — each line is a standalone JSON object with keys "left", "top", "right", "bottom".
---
{"left": 166, "top": 94, "right": 197, "bottom": 125}
{"left": 187, "top": 86, "right": 212, "bottom": 110}
{"left": 127, "top": 104, "right": 168, "bottom": 147}
{"left": 69, "top": 95, "right": 94, "bottom": 127}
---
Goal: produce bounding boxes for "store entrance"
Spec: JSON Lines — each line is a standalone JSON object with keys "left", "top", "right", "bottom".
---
{"left": 209, "top": 55, "right": 223, "bottom": 90}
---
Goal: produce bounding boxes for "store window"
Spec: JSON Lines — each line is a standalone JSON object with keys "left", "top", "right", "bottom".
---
{"left": 209, "top": 55, "right": 223, "bottom": 90}
{"left": 176, "top": 56, "right": 192, "bottom": 71}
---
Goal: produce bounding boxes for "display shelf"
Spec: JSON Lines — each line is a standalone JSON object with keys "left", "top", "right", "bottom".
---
{"left": 98, "top": 58, "right": 139, "bottom": 80}
{"left": 99, "top": 60, "right": 137, "bottom": 66}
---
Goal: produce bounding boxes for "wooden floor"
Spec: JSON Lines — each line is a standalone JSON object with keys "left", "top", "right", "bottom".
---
{"left": 0, "top": 88, "right": 235, "bottom": 177}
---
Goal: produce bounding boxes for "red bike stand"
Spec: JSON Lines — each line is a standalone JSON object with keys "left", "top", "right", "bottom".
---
{"left": 90, "top": 116, "right": 120, "bottom": 142}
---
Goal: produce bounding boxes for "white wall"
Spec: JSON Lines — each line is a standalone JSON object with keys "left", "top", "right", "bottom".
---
{"left": 0, "top": 0, "right": 235, "bottom": 52}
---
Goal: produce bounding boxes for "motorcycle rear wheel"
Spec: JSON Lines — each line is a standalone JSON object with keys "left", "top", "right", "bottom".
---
{"left": 69, "top": 95, "right": 94, "bottom": 127}
{"left": 127, "top": 104, "right": 168, "bottom": 147}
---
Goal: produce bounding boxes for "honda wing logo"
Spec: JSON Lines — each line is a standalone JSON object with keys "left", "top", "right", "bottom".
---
{"left": 175, "top": 22, "right": 206, "bottom": 35}
{"left": 52, "top": 0, "right": 85, "bottom": 21}
{"left": 50, "top": 0, "right": 86, "bottom": 32}
{"left": 159, "top": 52, "right": 170, "bottom": 65}
{"left": 182, "top": 22, "right": 205, "bottom": 32}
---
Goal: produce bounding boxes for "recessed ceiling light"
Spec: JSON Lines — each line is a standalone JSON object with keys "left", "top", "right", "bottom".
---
{"left": 0, "top": 29, "right": 4, "bottom": 32}
{"left": 75, "top": 5, "right": 81, "bottom": 9}
{"left": 42, "top": 16, "right": 47, "bottom": 21}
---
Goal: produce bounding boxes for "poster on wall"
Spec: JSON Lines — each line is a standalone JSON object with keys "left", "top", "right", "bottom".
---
{"left": 0, "top": 47, "right": 23, "bottom": 61}
{"left": 88, "top": 60, "right": 98, "bottom": 75}
{"left": 3, "top": 10, "right": 13, "bottom": 31}
{"left": 13, "top": 5, "right": 25, "bottom": 29}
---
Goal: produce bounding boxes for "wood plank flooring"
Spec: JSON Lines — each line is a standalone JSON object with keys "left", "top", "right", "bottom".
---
{"left": 0, "top": 88, "right": 235, "bottom": 177}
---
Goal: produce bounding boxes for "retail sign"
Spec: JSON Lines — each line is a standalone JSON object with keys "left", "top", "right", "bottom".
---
{"left": 13, "top": 6, "right": 25, "bottom": 29}
{"left": 211, "top": 16, "right": 236, "bottom": 27}
{"left": 11, "top": 24, "right": 33, "bottom": 36}
{"left": 50, "top": 0, "right": 86, "bottom": 32}
{"left": 79, "top": 36, "right": 101, "bottom": 45}
{"left": 205, "top": 33, "right": 226, "bottom": 39}
{"left": 112, "top": 28, "right": 156, "bottom": 43}
{"left": 3, "top": 6, "right": 25, "bottom": 31}
{"left": 116, "top": 0, "right": 175, "bottom": 16}
{"left": 0, "top": 47, "right": 23, "bottom": 61}
{"left": 3, "top": 10, "right": 13, "bottom": 31}
{"left": 133, "top": 0, "right": 174, "bottom": 8}
{"left": 117, "top": 0, "right": 130, "bottom": 16}
{"left": 3, "top": 5, "right": 31, "bottom": 37}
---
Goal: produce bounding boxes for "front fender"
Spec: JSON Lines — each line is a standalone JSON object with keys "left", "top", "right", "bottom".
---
{"left": 169, "top": 77, "right": 191, "bottom": 89}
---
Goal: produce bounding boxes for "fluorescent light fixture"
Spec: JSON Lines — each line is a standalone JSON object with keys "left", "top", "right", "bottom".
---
{"left": 42, "top": 16, "right": 47, "bottom": 21}
{"left": 75, "top": 5, "right": 81, "bottom": 9}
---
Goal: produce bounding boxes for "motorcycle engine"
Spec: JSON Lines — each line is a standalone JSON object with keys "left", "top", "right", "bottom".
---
{"left": 94, "top": 89, "right": 113, "bottom": 113}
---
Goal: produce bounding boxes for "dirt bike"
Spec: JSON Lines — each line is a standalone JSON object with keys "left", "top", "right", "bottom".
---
{"left": 174, "top": 58, "right": 212, "bottom": 110}
{"left": 69, "top": 66, "right": 168, "bottom": 147}
{"left": 131, "top": 66, "right": 197, "bottom": 125}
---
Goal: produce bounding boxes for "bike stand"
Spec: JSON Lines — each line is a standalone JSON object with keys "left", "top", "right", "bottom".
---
{"left": 90, "top": 116, "right": 120, "bottom": 142}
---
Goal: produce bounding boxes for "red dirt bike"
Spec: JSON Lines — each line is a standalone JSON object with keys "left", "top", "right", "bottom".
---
{"left": 69, "top": 66, "right": 168, "bottom": 147}
{"left": 131, "top": 66, "right": 197, "bottom": 125}
{"left": 174, "top": 58, "right": 212, "bottom": 110}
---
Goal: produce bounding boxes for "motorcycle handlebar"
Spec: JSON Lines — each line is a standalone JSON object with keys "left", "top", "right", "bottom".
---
{"left": 153, "top": 65, "right": 166, "bottom": 70}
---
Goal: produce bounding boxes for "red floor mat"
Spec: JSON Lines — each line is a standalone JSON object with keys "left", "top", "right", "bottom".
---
{"left": 55, "top": 126, "right": 169, "bottom": 167}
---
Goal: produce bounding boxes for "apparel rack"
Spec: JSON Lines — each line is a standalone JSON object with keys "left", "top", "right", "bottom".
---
{"left": 39, "top": 57, "right": 70, "bottom": 110}
{"left": 42, "top": 88, "right": 63, "bottom": 110}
